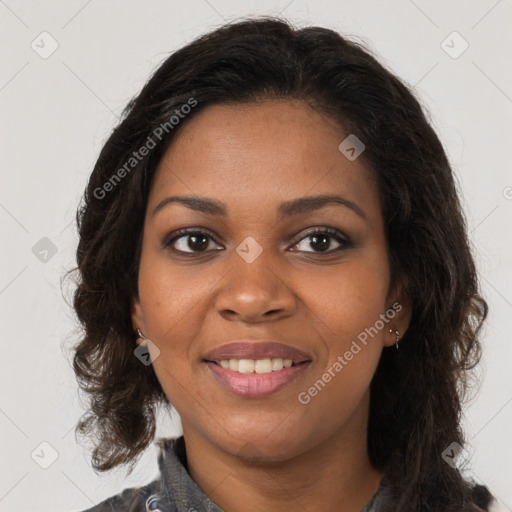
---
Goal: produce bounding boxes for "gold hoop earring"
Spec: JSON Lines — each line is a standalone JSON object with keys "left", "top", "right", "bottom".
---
{"left": 389, "top": 329, "right": 400, "bottom": 349}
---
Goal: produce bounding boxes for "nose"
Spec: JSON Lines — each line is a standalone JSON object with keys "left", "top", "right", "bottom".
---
{"left": 215, "top": 246, "right": 297, "bottom": 323}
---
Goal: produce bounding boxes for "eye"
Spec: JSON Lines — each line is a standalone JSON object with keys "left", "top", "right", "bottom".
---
{"left": 164, "top": 229, "right": 223, "bottom": 254}
{"left": 290, "top": 227, "right": 350, "bottom": 253}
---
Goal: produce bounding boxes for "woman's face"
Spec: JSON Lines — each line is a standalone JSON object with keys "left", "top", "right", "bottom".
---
{"left": 132, "top": 99, "right": 403, "bottom": 461}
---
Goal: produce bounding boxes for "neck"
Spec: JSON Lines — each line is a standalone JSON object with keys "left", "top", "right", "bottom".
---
{"left": 182, "top": 397, "right": 382, "bottom": 512}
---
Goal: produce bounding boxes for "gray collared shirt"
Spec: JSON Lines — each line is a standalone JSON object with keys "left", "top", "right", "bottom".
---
{"left": 79, "top": 436, "right": 387, "bottom": 512}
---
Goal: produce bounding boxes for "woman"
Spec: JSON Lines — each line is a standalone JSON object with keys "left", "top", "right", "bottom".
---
{"left": 72, "top": 17, "right": 497, "bottom": 511}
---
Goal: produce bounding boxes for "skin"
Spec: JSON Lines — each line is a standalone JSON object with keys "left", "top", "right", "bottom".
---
{"left": 132, "top": 99, "right": 410, "bottom": 512}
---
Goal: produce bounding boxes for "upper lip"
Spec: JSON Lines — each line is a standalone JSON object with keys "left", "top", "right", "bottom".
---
{"left": 203, "top": 341, "right": 312, "bottom": 363}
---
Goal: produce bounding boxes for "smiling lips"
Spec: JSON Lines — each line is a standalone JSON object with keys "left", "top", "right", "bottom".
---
{"left": 203, "top": 341, "right": 312, "bottom": 398}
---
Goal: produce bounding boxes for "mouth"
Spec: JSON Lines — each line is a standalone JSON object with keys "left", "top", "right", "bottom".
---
{"left": 202, "top": 340, "right": 312, "bottom": 397}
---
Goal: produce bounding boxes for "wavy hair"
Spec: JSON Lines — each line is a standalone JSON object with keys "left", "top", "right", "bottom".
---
{"left": 71, "top": 16, "right": 492, "bottom": 511}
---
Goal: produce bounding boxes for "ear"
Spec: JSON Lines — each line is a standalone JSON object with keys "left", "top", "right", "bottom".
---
{"left": 384, "top": 274, "right": 412, "bottom": 348}
{"left": 131, "top": 297, "right": 146, "bottom": 347}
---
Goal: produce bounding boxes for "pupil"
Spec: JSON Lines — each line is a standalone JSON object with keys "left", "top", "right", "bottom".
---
{"left": 311, "top": 234, "right": 329, "bottom": 251}
{"left": 189, "top": 234, "right": 208, "bottom": 251}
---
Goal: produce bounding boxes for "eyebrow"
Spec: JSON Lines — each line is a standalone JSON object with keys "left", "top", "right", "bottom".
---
{"left": 152, "top": 194, "right": 366, "bottom": 220}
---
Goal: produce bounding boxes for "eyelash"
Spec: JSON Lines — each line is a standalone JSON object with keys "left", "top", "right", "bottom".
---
{"left": 163, "top": 227, "right": 352, "bottom": 256}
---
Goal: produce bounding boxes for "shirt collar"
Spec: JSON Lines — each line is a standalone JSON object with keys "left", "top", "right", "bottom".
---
{"left": 153, "top": 436, "right": 388, "bottom": 512}
{"left": 155, "top": 436, "right": 224, "bottom": 512}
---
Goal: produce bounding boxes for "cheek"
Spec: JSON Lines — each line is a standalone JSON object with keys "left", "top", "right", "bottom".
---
{"left": 295, "top": 270, "right": 386, "bottom": 436}
{"left": 299, "top": 258, "right": 389, "bottom": 339}
{"left": 137, "top": 251, "right": 220, "bottom": 342}
{"left": 297, "top": 258, "right": 389, "bottom": 407}
{"left": 137, "top": 258, "right": 210, "bottom": 410}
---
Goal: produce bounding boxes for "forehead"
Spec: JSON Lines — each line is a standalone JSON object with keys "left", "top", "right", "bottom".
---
{"left": 149, "top": 99, "right": 380, "bottom": 218}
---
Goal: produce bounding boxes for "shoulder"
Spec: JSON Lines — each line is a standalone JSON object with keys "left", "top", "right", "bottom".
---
{"left": 75, "top": 478, "right": 161, "bottom": 512}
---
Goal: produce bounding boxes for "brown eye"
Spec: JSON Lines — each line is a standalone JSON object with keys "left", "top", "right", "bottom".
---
{"left": 173, "top": 233, "right": 213, "bottom": 252}
{"left": 164, "top": 229, "right": 223, "bottom": 254}
{"left": 290, "top": 228, "right": 350, "bottom": 253}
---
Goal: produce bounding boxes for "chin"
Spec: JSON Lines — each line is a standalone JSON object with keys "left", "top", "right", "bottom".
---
{"left": 216, "top": 425, "right": 308, "bottom": 463}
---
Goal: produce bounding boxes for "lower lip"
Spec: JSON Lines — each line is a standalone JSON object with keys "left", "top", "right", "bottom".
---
{"left": 205, "top": 361, "right": 311, "bottom": 398}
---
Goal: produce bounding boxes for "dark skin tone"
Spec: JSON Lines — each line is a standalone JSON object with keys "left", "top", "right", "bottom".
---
{"left": 132, "top": 99, "right": 410, "bottom": 512}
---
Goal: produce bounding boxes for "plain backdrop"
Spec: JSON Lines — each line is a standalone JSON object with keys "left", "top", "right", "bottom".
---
{"left": 1, "top": 1, "right": 511, "bottom": 511}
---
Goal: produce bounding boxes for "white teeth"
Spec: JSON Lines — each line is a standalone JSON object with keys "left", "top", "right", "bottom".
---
{"left": 272, "top": 358, "right": 284, "bottom": 371}
{"left": 238, "top": 359, "right": 255, "bottom": 374}
{"left": 254, "top": 358, "right": 272, "bottom": 374}
{"left": 217, "top": 357, "right": 298, "bottom": 374}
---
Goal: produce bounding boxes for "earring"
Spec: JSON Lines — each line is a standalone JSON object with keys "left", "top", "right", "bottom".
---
{"left": 389, "top": 329, "right": 400, "bottom": 349}
{"left": 136, "top": 328, "right": 147, "bottom": 344}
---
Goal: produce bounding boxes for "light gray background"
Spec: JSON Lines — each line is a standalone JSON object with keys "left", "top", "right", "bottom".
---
{"left": 1, "top": 1, "right": 511, "bottom": 511}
